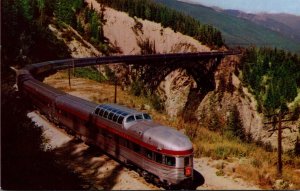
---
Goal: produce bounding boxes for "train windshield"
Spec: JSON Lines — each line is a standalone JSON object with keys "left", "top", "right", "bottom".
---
{"left": 135, "top": 114, "right": 143, "bottom": 120}
{"left": 126, "top": 115, "right": 135, "bottom": 122}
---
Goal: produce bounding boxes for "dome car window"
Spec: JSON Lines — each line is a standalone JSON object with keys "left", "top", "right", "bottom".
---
{"left": 95, "top": 108, "right": 100, "bottom": 115}
{"left": 113, "top": 114, "right": 119, "bottom": 122}
{"left": 103, "top": 111, "right": 109, "bottom": 118}
{"left": 117, "top": 116, "right": 124, "bottom": 124}
{"left": 108, "top": 112, "right": 114, "bottom": 120}
{"left": 99, "top": 109, "right": 105, "bottom": 116}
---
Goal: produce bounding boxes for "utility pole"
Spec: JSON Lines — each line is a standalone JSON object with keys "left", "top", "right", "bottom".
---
{"left": 114, "top": 77, "right": 117, "bottom": 103}
{"left": 72, "top": 60, "right": 75, "bottom": 77}
{"left": 68, "top": 62, "right": 71, "bottom": 88}
{"left": 264, "top": 111, "right": 295, "bottom": 177}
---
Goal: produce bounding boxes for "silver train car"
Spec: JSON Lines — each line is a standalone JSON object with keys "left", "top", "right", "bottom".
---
{"left": 16, "top": 61, "right": 194, "bottom": 187}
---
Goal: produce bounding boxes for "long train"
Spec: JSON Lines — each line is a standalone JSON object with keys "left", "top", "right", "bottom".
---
{"left": 15, "top": 56, "right": 201, "bottom": 187}
{"left": 15, "top": 51, "right": 239, "bottom": 187}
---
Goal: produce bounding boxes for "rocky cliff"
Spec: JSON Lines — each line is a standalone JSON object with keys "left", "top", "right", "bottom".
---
{"left": 57, "top": 0, "right": 299, "bottom": 151}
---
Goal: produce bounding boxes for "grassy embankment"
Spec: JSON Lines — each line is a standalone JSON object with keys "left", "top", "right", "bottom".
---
{"left": 46, "top": 70, "right": 300, "bottom": 189}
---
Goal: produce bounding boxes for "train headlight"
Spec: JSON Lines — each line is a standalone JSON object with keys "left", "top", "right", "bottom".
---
{"left": 185, "top": 167, "right": 192, "bottom": 177}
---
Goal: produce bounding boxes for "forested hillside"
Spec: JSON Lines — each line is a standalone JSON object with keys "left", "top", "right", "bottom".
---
{"left": 240, "top": 48, "right": 300, "bottom": 115}
{"left": 2, "top": 0, "right": 86, "bottom": 189}
{"left": 2, "top": 0, "right": 71, "bottom": 70}
{"left": 154, "top": 0, "right": 300, "bottom": 53}
{"left": 96, "top": 0, "right": 224, "bottom": 48}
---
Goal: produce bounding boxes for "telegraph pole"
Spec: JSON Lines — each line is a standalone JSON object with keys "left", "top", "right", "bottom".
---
{"left": 114, "top": 77, "right": 117, "bottom": 103}
{"left": 68, "top": 62, "right": 71, "bottom": 88}
{"left": 72, "top": 60, "right": 75, "bottom": 77}
{"left": 265, "top": 111, "right": 295, "bottom": 177}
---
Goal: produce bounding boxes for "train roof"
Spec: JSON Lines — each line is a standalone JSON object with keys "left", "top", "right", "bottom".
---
{"left": 143, "top": 125, "right": 193, "bottom": 152}
{"left": 94, "top": 104, "right": 142, "bottom": 116}
{"left": 95, "top": 104, "right": 192, "bottom": 152}
{"left": 128, "top": 121, "right": 193, "bottom": 152}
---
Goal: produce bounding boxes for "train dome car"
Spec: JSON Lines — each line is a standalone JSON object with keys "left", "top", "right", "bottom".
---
{"left": 93, "top": 104, "right": 193, "bottom": 185}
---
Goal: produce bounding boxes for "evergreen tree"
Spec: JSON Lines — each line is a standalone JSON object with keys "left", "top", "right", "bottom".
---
{"left": 227, "top": 105, "right": 246, "bottom": 141}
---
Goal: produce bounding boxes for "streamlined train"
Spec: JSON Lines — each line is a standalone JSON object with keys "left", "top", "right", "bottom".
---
{"left": 16, "top": 60, "right": 194, "bottom": 187}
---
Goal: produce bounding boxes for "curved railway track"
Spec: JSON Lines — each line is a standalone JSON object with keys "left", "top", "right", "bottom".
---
{"left": 16, "top": 50, "right": 240, "bottom": 78}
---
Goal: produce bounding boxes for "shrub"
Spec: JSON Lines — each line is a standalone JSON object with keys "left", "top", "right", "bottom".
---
{"left": 149, "top": 93, "right": 164, "bottom": 112}
{"left": 185, "top": 124, "right": 198, "bottom": 140}
{"left": 74, "top": 67, "right": 106, "bottom": 82}
{"left": 226, "top": 105, "right": 246, "bottom": 141}
{"left": 130, "top": 80, "right": 144, "bottom": 96}
{"left": 104, "top": 65, "right": 116, "bottom": 81}
{"left": 251, "top": 158, "right": 263, "bottom": 168}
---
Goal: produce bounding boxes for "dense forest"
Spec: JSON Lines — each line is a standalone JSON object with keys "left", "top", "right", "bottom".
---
{"left": 1, "top": 0, "right": 88, "bottom": 189}
{"left": 97, "top": 0, "right": 224, "bottom": 48}
{"left": 240, "top": 47, "right": 300, "bottom": 115}
{"left": 2, "top": 0, "right": 111, "bottom": 70}
{"left": 2, "top": 0, "right": 71, "bottom": 69}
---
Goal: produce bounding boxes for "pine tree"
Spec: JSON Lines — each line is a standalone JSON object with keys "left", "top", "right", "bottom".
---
{"left": 227, "top": 105, "right": 246, "bottom": 141}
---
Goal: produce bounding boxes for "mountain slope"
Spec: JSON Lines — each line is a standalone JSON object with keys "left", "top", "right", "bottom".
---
{"left": 154, "top": 0, "right": 300, "bottom": 53}
{"left": 224, "top": 10, "right": 300, "bottom": 43}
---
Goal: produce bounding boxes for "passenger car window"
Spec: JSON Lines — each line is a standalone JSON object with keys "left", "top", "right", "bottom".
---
{"left": 165, "top": 156, "right": 175, "bottom": 166}
{"left": 130, "top": 142, "right": 140, "bottom": 153}
{"left": 155, "top": 152, "right": 162, "bottom": 163}
{"left": 95, "top": 108, "right": 100, "bottom": 115}
{"left": 144, "top": 149, "right": 153, "bottom": 159}
{"left": 126, "top": 115, "right": 135, "bottom": 122}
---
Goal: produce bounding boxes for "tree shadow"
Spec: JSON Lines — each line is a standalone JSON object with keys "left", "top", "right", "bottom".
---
{"left": 53, "top": 139, "right": 123, "bottom": 190}
{"left": 1, "top": 77, "right": 85, "bottom": 190}
{"left": 190, "top": 169, "right": 205, "bottom": 189}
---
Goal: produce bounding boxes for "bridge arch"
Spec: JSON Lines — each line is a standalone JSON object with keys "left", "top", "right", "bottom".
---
{"left": 133, "top": 57, "right": 222, "bottom": 94}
